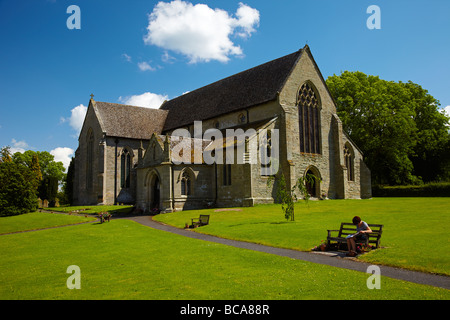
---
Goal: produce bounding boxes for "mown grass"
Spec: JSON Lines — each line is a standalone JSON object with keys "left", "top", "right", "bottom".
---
{"left": 46, "top": 205, "right": 134, "bottom": 215}
{"left": 0, "top": 217, "right": 448, "bottom": 300}
{"left": 0, "top": 211, "right": 97, "bottom": 234}
{"left": 153, "top": 198, "right": 450, "bottom": 276}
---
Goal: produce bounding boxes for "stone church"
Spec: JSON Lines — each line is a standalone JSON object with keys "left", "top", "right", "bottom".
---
{"left": 73, "top": 45, "right": 372, "bottom": 212}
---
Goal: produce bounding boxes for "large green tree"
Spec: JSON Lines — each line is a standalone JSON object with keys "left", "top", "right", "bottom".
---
{"left": 12, "top": 150, "right": 65, "bottom": 183}
{"left": 63, "top": 157, "right": 75, "bottom": 205}
{"left": 0, "top": 148, "right": 38, "bottom": 216}
{"left": 12, "top": 150, "right": 66, "bottom": 206}
{"left": 326, "top": 71, "right": 450, "bottom": 185}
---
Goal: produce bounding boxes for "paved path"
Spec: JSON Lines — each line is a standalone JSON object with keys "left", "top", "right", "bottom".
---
{"left": 126, "top": 215, "right": 450, "bottom": 290}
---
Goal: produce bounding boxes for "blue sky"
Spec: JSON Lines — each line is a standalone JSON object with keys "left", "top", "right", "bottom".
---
{"left": 1, "top": 0, "right": 449, "bottom": 170}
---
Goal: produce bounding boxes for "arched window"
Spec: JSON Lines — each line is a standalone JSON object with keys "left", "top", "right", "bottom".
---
{"left": 298, "top": 82, "right": 321, "bottom": 154}
{"left": 86, "top": 129, "right": 94, "bottom": 190}
{"left": 261, "top": 129, "right": 272, "bottom": 176}
{"left": 121, "top": 149, "right": 131, "bottom": 188}
{"left": 344, "top": 144, "right": 354, "bottom": 181}
{"left": 181, "top": 171, "right": 191, "bottom": 196}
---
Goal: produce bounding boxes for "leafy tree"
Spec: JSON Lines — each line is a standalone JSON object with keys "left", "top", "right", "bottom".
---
{"left": 12, "top": 151, "right": 66, "bottom": 182}
{"left": 402, "top": 81, "right": 450, "bottom": 182}
{"left": 63, "top": 157, "right": 75, "bottom": 205}
{"left": 30, "top": 153, "right": 42, "bottom": 192}
{"left": 267, "top": 173, "right": 318, "bottom": 221}
{"left": 0, "top": 161, "right": 38, "bottom": 216}
{"left": 326, "top": 71, "right": 450, "bottom": 185}
{"left": 0, "top": 146, "right": 12, "bottom": 163}
{"left": 39, "top": 176, "right": 59, "bottom": 207}
{"left": 12, "top": 150, "right": 66, "bottom": 204}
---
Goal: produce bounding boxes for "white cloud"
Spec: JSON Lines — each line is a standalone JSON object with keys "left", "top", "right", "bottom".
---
{"left": 234, "top": 2, "right": 260, "bottom": 38}
{"left": 118, "top": 92, "right": 168, "bottom": 109}
{"left": 63, "top": 104, "right": 87, "bottom": 133}
{"left": 443, "top": 105, "right": 450, "bottom": 118}
{"left": 161, "top": 51, "right": 176, "bottom": 63}
{"left": 122, "top": 53, "right": 132, "bottom": 62}
{"left": 137, "top": 61, "right": 156, "bottom": 71}
{"left": 50, "top": 147, "right": 74, "bottom": 171}
{"left": 144, "top": 1, "right": 260, "bottom": 63}
{"left": 443, "top": 106, "right": 450, "bottom": 127}
{"left": 10, "top": 139, "right": 28, "bottom": 154}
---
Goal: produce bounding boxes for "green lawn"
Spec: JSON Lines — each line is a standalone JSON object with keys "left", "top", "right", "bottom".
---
{"left": 0, "top": 211, "right": 97, "bottom": 234}
{"left": 0, "top": 215, "right": 448, "bottom": 300}
{"left": 153, "top": 198, "right": 450, "bottom": 276}
{"left": 44, "top": 205, "right": 134, "bottom": 215}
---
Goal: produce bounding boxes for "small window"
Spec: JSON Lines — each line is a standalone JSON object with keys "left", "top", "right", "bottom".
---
{"left": 238, "top": 113, "right": 246, "bottom": 123}
{"left": 261, "top": 130, "right": 272, "bottom": 176}
{"left": 223, "top": 164, "right": 232, "bottom": 186}
{"left": 181, "top": 171, "right": 191, "bottom": 196}
{"left": 152, "top": 143, "right": 156, "bottom": 161}
{"left": 344, "top": 144, "right": 354, "bottom": 181}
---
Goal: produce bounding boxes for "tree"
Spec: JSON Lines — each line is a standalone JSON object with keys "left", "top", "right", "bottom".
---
{"left": 402, "top": 81, "right": 450, "bottom": 182}
{"left": 63, "top": 157, "right": 75, "bottom": 205}
{"left": 12, "top": 151, "right": 65, "bottom": 183}
{"left": 39, "top": 176, "right": 59, "bottom": 207}
{"left": 12, "top": 150, "right": 66, "bottom": 205}
{"left": 0, "top": 161, "right": 38, "bottom": 216}
{"left": 0, "top": 146, "right": 12, "bottom": 163}
{"left": 326, "top": 71, "right": 450, "bottom": 185}
{"left": 30, "top": 153, "right": 42, "bottom": 192}
{"left": 267, "top": 173, "right": 319, "bottom": 221}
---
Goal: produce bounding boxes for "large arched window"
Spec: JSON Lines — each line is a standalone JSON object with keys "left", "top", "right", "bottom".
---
{"left": 86, "top": 129, "right": 94, "bottom": 191}
{"left": 298, "top": 82, "right": 321, "bottom": 154}
{"left": 344, "top": 143, "right": 354, "bottom": 181}
{"left": 121, "top": 148, "right": 131, "bottom": 188}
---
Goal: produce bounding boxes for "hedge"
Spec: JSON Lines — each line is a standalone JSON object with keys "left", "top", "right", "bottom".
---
{"left": 372, "top": 182, "right": 450, "bottom": 197}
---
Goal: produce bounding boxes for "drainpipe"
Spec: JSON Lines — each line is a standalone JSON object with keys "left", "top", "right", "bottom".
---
{"left": 114, "top": 138, "right": 119, "bottom": 205}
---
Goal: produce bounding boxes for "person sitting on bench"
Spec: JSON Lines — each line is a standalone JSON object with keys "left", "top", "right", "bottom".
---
{"left": 346, "top": 216, "right": 372, "bottom": 257}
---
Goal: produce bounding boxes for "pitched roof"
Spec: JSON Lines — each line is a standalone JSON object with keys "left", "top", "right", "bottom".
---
{"left": 160, "top": 48, "right": 304, "bottom": 132}
{"left": 93, "top": 101, "right": 169, "bottom": 140}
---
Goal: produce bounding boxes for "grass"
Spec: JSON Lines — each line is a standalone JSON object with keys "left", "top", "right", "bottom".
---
{"left": 0, "top": 215, "right": 448, "bottom": 300}
{"left": 0, "top": 211, "right": 97, "bottom": 234}
{"left": 153, "top": 198, "right": 450, "bottom": 276}
{"left": 44, "top": 205, "right": 134, "bottom": 215}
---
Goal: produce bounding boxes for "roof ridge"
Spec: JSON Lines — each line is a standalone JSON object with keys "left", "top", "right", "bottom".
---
{"left": 160, "top": 49, "right": 304, "bottom": 131}
{"left": 162, "top": 49, "right": 303, "bottom": 108}
{"left": 95, "top": 101, "right": 168, "bottom": 112}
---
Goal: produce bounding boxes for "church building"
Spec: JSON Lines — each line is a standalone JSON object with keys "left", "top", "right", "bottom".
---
{"left": 73, "top": 45, "right": 372, "bottom": 212}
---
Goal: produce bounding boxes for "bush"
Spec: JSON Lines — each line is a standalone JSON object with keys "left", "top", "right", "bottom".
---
{"left": 373, "top": 182, "right": 450, "bottom": 197}
{"left": 0, "top": 162, "right": 38, "bottom": 216}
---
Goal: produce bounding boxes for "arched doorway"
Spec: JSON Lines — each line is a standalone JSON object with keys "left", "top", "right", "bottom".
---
{"left": 147, "top": 171, "right": 161, "bottom": 212}
{"left": 305, "top": 166, "right": 321, "bottom": 198}
{"left": 151, "top": 176, "right": 160, "bottom": 210}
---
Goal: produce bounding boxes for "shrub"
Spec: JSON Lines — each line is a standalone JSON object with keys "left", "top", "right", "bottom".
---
{"left": 372, "top": 182, "right": 450, "bottom": 197}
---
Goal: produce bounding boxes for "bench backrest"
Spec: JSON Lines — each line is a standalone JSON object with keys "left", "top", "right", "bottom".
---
{"left": 199, "top": 215, "right": 210, "bottom": 224}
{"left": 338, "top": 222, "right": 383, "bottom": 247}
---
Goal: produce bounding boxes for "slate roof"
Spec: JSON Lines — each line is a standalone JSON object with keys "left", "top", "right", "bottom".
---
{"left": 160, "top": 48, "right": 304, "bottom": 132}
{"left": 93, "top": 101, "right": 169, "bottom": 140}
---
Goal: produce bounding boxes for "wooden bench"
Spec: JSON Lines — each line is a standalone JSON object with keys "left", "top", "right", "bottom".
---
{"left": 327, "top": 223, "right": 383, "bottom": 250}
{"left": 191, "top": 215, "right": 210, "bottom": 228}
